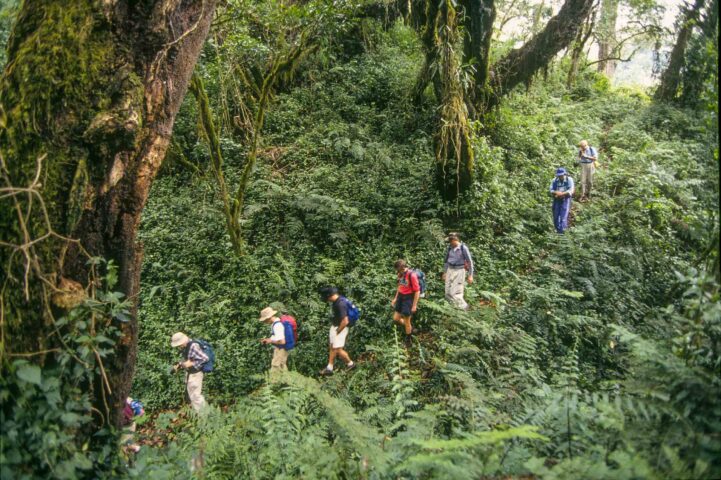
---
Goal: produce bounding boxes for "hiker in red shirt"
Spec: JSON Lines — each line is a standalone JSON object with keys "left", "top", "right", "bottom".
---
{"left": 391, "top": 259, "right": 420, "bottom": 347}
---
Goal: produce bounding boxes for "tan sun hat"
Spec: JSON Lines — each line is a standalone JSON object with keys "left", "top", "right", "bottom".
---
{"left": 171, "top": 332, "right": 189, "bottom": 347}
{"left": 258, "top": 307, "right": 277, "bottom": 322}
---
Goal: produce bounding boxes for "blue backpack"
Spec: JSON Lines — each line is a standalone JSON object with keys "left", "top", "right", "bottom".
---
{"left": 273, "top": 321, "right": 296, "bottom": 350}
{"left": 406, "top": 269, "right": 427, "bottom": 298}
{"left": 339, "top": 296, "right": 360, "bottom": 326}
{"left": 194, "top": 339, "right": 215, "bottom": 373}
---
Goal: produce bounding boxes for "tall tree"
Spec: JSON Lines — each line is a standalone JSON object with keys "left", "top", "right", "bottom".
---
{"left": 655, "top": 0, "right": 705, "bottom": 100}
{"left": 0, "top": 0, "right": 217, "bottom": 430}
{"left": 596, "top": 0, "right": 620, "bottom": 77}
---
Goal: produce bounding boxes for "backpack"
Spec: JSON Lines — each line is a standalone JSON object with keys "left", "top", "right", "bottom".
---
{"left": 279, "top": 314, "right": 299, "bottom": 343}
{"left": 406, "top": 269, "right": 427, "bottom": 298}
{"left": 129, "top": 399, "right": 144, "bottom": 417}
{"left": 445, "top": 243, "right": 471, "bottom": 272}
{"left": 338, "top": 296, "right": 360, "bottom": 326}
{"left": 273, "top": 320, "right": 296, "bottom": 350}
{"left": 193, "top": 339, "right": 216, "bottom": 373}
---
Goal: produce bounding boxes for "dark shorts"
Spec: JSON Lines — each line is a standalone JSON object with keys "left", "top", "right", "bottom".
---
{"left": 394, "top": 293, "right": 414, "bottom": 316}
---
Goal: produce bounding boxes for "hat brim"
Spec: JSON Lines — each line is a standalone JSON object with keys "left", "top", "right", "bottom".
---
{"left": 258, "top": 309, "right": 277, "bottom": 322}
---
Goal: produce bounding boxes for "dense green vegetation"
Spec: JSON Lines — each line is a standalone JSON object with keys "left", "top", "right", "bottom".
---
{"left": 1, "top": 0, "right": 718, "bottom": 478}
{"left": 125, "top": 20, "right": 720, "bottom": 479}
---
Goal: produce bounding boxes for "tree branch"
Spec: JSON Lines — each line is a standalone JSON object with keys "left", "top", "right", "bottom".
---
{"left": 489, "top": 0, "right": 594, "bottom": 102}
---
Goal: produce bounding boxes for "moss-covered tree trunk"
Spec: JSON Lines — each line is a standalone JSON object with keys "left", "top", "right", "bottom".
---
{"left": 0, "top": 0, "right": 217, "bottom": 428}
{"left": 461, "top": 0, "right": 496, "bottom": 120}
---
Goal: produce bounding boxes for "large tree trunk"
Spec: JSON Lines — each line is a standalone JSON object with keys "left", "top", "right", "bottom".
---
{"left": 567, "top": 9, "right": 596, "bottom": 87}
{"left": 596, "top": 0, "right": 619, "bottom": 78}
{"left": 655, "top": 0, "right": 705, "bottom": 101}
{"left": 461, "top": 0, "right": 496, "bottom": 119}
{"left": 487, "top": 0, "right": 594, "bottom": 107}
{"left": 0, "top": 0, "right": 217, "bottom": 429}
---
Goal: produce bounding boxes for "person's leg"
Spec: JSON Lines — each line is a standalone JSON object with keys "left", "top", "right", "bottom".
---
{"left": 271, "top": 348, "right": 288, "bottom": 372}
{"left": 186, "top": 371, "right": 206, "bottom": 412}
{"left": 560, "top": 198, "right": 571, "bottom": 232}
{"left": 449, "top": 268, "right": 468, "bottom": 310}
{"left": 444, "top": 272, "right": 454, "bottom": 303}
{"left": 392, "top": 311, "right": 405, "bottom": 326}
{"left": 403, "top": 315, "right": 413, "bottom": 335}
{"left": 336, "top": 349, "right": 354, "bottom": 366}
{"left": 580, "top": 165, "right": 588, "bottom": 198}
{"left": 588, "top": 164, "right": 594, "bottom": 198}
{"left": 552, "top": 200, "right": 561, "bottom": 233}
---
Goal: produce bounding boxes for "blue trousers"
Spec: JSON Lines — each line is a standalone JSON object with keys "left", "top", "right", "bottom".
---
{"left": 552, "top": 197, "right": 571, "bottom": 233}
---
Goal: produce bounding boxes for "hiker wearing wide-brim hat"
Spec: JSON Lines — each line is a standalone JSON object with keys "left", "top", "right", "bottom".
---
{"left": 170, "top": 331, "right": 209, "bottom": 412}
{"left": 549, "top": 167, "right": 575, "bottom": 234}
{"left": 259, "top": 306, "right": 289, "bottom": 372}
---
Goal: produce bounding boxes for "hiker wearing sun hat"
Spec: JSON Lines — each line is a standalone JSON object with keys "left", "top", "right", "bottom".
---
{"left": 170, "top": 332, "right": 209, "bottom": 412}
{"left": 259, "top": 306, "right": 293, "bottom": 372}
{"left": 549, "top": 167, "right": 575, "bottom": 234}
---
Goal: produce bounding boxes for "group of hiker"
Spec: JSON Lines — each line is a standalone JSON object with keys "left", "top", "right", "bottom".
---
{"left": 168, "top": 140, "right": 595, "bottom": 411}
{"left": 169, "top": 232, "right": 475, "bottom": 411}
{"left": 550, "top": 140, "right": 599, "bottom": 233}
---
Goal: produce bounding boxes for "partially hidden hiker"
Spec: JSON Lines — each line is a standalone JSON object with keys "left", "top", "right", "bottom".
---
{"left": 170, "top": 332, "right": 210, "bottom": 412}
{"left": 442, "top": 233, "right": 474, "bottom": 310}
{"left": 577, "top": 140, "right": 598, "bottom": 201}
{"left": 392, "top": 260, "right": 420, "bottom": 347}
{"left": 259, "top": 306, "right": 295, "bottom": 372}
{"left": 318, "top": 287, "right": 357, "bottom": 376}
{"left": 121, "top": 397, "right": 144, "bottom": 454}
{"left": 550, "top": 167, "right": 575, "bottom": 234}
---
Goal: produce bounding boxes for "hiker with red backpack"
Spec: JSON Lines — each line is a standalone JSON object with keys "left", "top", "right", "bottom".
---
{"left": 392, "top": 260, "right": 422, "bottom": 347}
{"left": 170, "top": 332, "right": 212, "bottom": 412}
{"left": 319, "top": 287, "right": 358, "bottom": 376}
{"left": 442, "top": 233, "right": 474, "bottom": 310}
{"left": 259, "top": 306, "right": 296, "bottom": 372}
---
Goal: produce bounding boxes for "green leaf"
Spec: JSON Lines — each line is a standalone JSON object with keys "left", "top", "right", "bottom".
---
{"left": 16, "top": 363, "right": 42, "bottom": 385}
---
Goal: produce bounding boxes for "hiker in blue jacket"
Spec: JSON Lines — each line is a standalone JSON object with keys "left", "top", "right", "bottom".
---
{"left": 550, "top": 167, "right": 575, "bottom": 234}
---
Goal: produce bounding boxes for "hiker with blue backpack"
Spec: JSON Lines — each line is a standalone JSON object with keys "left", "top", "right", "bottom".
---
{"left": 550, "top": 167, "right": 575, "bottom": 234}
{"left": 319, "top": 287, "right": 358, "bottom": 376}
{"left": 259, "top": 306, "right": 296, "bottom": 372}
{"left": 443, "top": 233, "right": 474, "bottom": 310}
{"left": 392, "top": 260, "right": 422, "bottom": 347}
{"left": 170, "top": 332, "right": 212, "bottom": 412}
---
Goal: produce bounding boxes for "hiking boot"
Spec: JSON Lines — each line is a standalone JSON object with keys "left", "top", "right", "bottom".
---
{"left": 319, "top": 368, "right": 334, "bottom": 377}
{"left": 404, "top": 335, "right": 413, "bottom": 348}
{"left": 346, "top": 363, "right": 357, "bottom": 372}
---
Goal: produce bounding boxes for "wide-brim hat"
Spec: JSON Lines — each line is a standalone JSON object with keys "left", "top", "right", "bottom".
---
{"left": 258, "top": 307, "right": 277, "bottom": 322}
{"left": 171, "top": 332, "right": 189, "bottom": 347}
{"left": 555, "top": 167, "right": 567, "bottom": 176}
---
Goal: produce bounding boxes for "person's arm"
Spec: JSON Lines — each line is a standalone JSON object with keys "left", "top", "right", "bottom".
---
{"left": 412, "top": 290, "right": 420, "bottom": 313}
{"left": 411, "top": 273, "right": 420, "bottom": 312}
{"left": 262, "top": 323, "right": 286, "bottom": 345}
{"left": 586, "top": 147, "right": 597, "bottom": 162}
{"left": 336, "top": 317, "right": 349, "bottom": 334}
{"left": 550, "top": 180, "right": 560, "bottom": 197}
{"left": 463, "top": 244, "right": 474, "bottom": 282}
{"left": 185, "top": 342, "right": 209, "bottom": 369}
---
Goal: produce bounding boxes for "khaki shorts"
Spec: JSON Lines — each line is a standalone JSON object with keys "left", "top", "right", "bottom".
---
{"left": 329, "top": 325, "right": 349, "bottom": 349}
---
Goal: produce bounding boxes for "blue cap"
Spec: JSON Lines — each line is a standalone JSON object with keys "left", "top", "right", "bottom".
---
{"left": 555, "top": 167, "right": 567, "bottom": 176}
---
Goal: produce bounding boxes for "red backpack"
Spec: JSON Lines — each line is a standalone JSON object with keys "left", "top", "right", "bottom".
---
{"left": 279, "top": 314, "right": 298, "bottom": 343}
